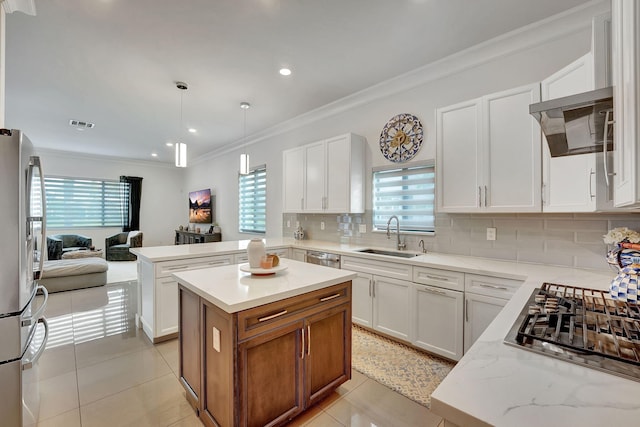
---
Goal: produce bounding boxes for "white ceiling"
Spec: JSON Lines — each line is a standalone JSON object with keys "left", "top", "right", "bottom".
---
{"left": 4, "top": 0, "right": 591, "bottom": 164}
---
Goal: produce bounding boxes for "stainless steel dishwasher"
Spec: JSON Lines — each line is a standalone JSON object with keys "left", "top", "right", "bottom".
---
{"left": 306, "top": 251, "right": 341, "bottom": 268}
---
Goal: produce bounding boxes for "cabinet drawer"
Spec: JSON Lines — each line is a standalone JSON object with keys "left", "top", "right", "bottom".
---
{"left": 412, "top": 266, "right": 464, "bottom": 292}
{"left": 237, "top": 282, "right": 351, "bottom": 341}
{"left": 341, "top": 256, "right": 412, "bottom": 281}
{"left": 464, "top": 274, "right": 523, "bottom": 299}
{"left": 156, "top": 255, "right": 233, "bottom": 278}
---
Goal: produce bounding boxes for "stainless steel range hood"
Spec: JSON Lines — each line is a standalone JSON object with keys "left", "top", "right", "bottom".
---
{"left": 529, "top": 87, "right": 613, "bottom": 157}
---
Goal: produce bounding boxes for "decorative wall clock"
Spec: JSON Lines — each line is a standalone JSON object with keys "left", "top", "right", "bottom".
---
{"left": 379, "top": 113, "right": 423, "bottom": 163}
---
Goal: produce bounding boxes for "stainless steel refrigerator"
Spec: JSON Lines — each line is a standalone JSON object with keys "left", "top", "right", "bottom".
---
{"left": 0, "top": 129, "right": 49, "bottom": 427}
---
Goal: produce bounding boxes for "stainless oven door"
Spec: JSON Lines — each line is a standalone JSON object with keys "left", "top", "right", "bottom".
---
{"left": 306, "top": 251, "right": 341, "bottom": 269}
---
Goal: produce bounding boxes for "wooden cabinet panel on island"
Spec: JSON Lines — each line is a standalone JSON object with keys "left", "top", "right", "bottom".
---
{"left": 178, "top": 279, "right": 352, "bottom": 427}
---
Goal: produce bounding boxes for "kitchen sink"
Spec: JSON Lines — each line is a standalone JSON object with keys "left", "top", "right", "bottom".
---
{"left": 355, "top": 248, "right": 420, "bottom": 258}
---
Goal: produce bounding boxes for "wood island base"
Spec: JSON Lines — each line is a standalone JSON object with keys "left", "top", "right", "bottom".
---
{"left": 178, "top": 281, "right": 352, "bottom": 427}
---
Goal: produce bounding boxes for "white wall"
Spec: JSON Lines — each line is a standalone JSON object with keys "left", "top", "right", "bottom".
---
{"left": 37, "top": 150, "right": 185, "bottom": 249}
{"left": 184, "top": 3, "right": 599, "bottom": 242}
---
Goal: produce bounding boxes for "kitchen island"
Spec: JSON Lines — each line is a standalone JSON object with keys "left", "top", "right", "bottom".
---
{"left": 173, "top": 259, "right": 355, "bottom": 427}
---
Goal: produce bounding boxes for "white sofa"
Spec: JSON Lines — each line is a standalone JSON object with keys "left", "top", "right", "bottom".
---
{"left": 39, "top": 258, "right": 108, "bottom": 292}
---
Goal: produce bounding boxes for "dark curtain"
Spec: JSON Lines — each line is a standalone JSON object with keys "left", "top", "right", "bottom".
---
{"left": 120, "top": 176, "right": 143, "bottom": 232}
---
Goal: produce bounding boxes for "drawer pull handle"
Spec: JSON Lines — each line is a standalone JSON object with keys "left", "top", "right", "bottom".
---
{"left": 207, "top": 261, "right": 226, "bottom": 266}
{"left": 301, "top": 327, "right": 305, "bottom": 359}
{"left": 425, "top": 274, "right": 450, "bottom": 281}
{"left": 166, "top": 265, "right": 188, "bottom": 271}
{"left": 320, "top": 293, "right": 341, "bottom": 302}
{"left": 422, "top": 286, "right": 447, "bottom": 296}
{"left": 307, "top": 325, "right": 311, "bottom": 355}
{"left": 258, "top": 310, "right": 288, "bottom": 322}
{"left": 478, "top": 283, "right": 509, "bottom": 291}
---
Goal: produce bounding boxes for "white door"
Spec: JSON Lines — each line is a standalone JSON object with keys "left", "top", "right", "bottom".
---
{"left": 483, "top": 84, "right": 541, "bottom": 212}
{"left": 304, "top": 141, "right": 326, "bottom": 212}
{"left": 372, "top": 276, "right": 410, "bottom": 341}
{"left": 282, "top": 147, "right": 305, "bottom": 213}
{"left": 351, "top": 273, "right": 373, "bottom": 328}
{"left": 541, "top": 54, "right": 597, "bottom": 212}
{"left": 436, "top": 99, "right": 483, "bottom": 212}
{"left": 412, "top": 283, "right": 463, "bottom": 360}
{"left": 325, "top": 135, "right": 351, "bottom": 213}
{"left": 464, "top": 293, "right": 507, "bottom": 353}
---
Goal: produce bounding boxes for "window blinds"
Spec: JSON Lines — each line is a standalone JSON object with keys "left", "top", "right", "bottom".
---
{"left": 238, "top": 166, "right": 267, "bottom": 234}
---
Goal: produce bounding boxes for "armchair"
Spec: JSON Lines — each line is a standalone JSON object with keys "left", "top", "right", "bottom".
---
{"left": 105, "top": 231, "right": 143, "bottom": 261}
{"left": 47, "top": 234, "right": 93, "bottom": 260}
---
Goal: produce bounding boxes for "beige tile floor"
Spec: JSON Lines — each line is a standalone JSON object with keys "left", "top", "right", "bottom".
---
{"left": 35, "top": 281, "right": 445, "bottom": 427}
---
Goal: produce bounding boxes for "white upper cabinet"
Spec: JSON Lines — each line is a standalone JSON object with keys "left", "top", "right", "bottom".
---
{"left": 612, "top": 0, "right": 640, "bottom": 207}
{"left": 437, "top": 83, "right": 541, "bottom": 213}
{"left": 282, "top": 133, "right": 366, "bottom": 213}
{"left": 541, "top": 12, "right": 614, "bottom": 213}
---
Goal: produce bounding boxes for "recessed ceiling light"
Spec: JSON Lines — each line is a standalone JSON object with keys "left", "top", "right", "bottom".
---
{"left": 279, "top": 68, "right": 292, "bottom": 76}
{"left": 188, "top": 128, "right": 197, "bottom": 133}
{"left": 166, "top": 142, "right": 173, "bottom": 147}
{"left": 151, "top": 153, "right": 158, "bottom": 157}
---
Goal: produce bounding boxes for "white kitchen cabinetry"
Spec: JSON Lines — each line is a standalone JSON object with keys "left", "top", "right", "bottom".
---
{"left": 463, "top": 274, "right": 523, "bottom": 353}
{"left": 291, "top": 249, "right": 306, "bottom": 262}
{"left": 411, "top": 267, "right": 464, "bottom": 360}
{"left": 612, "top": 1, "right": 640, "bottom": 207}
{"left": 342, "top": 256, "right": 412, "bottom": 341}
{"left": 282, "top": 133, "right": 366, "bottom": 214}
{"left": 437, "top": 83, "right": 541, "bottom": 213}
{"left": 139, "top": 254, "right": 234, "bottom": 342}
{"left": 541, "top": 50, "right": 613, "bottom": 212}
{"left": 234, "top": 247, "right": 289, "bottom": 265}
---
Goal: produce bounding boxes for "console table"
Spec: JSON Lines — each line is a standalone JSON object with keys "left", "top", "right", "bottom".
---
{"left": 175, "top": 230, "right": 222, "bottom": 245}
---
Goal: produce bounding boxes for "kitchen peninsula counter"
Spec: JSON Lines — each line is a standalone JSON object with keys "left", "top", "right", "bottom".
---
{"left": 173, "top": 259, "right": 355, "bottom": 426}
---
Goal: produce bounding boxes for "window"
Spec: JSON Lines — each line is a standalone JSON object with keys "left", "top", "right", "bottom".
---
{"left": 239, "top": 166, "right": 267, "bottom": 234}
{"left": 45, "top": 177, "right": 128, "bottom": 228}
{"left": 372, "top": 162, "right": 435, "bottom": 233}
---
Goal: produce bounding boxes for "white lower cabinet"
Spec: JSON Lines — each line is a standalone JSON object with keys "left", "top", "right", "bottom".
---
{"left": 463, "top": 274, "right": 523, "bottom": 353}
{"left": 342, "top": 256, "right": 411, "bottom": 342}
{"left": 412, "top": 283, "right": 464, "bottom": 360}
{"left": 372, "top": 276, "right": 411, "bottom": 341}
{"left": 291, "top": 249, "right": 306, "bottom": 262}
{"left": 411, "top": 267, "right": 464, "bottom": 360}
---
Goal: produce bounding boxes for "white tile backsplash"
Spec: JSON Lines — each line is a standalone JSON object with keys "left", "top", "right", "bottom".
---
{"left": 282, "top": 211, "right": 640, "bottom": 271}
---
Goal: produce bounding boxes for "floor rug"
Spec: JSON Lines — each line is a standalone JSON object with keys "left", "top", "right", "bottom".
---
{"left": 351, "top": 325, "right": 456, "bottom": 408}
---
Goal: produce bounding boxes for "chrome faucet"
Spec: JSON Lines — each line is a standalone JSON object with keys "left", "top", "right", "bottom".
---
{"left": 386, "top": 215, "right": 406, "bottom": 250}
{"left": 418, "top": 239, "right": 427, "bottom": 253}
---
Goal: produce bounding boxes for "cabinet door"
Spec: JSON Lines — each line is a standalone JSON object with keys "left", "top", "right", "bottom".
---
{"left": 464, "top": 293, "right": 507, "bottom": 353}
{"left": 372, "top": 276, "right": 410, "bottom": 341}
{"left": 541, "top": 54, "right": 598, "bottom": 212}
{"left": 483, "top": 84, "right": 541, "bottom": 212}
{"left": 436, "top": 99, "right": 483, "bottom": 212}
{"left": 291, "top": 249, "right": 306, "bottom": 262}
{"left": 157, "top": 277, "right": 179, "bottom": 337}
{"left": 305, "top": 303, "right": 351, "bottom": 407}
{"left": 351, "top": 272, "right": 373, "bottom": 328}
{"left": 412, "top": 283, "right": 463, "bottom": 361}
{"left": 238, "top": 321, "right": 304, "bottom": 427}
{"left": 283, "top": 147, "right": 305, "bottom": 212}
{"left": 325, "top": 135, "right": 351, "bottom": 213}
{"left": 612, "top": 0, "right": 640, "bottom": 207}
{"left": 178, "top": 286, "right": 200, "bottom": 411}
{"left": 304, "top": 141, "right": 326, "bottom": 212}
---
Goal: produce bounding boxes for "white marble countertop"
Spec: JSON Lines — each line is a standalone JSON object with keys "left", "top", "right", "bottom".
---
{"left": 135, "top": 237, "right": 640, "bottom": 424}
{"left": 172, "top": 258, "right": 356, "bottom": 313}
{"left": 430, "top": 266, "right": 640, "bottom": 427}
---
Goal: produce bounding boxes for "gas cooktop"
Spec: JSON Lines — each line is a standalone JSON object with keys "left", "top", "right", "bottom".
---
{"left": 504, "top": 282, "right": 640, "bottom": 382}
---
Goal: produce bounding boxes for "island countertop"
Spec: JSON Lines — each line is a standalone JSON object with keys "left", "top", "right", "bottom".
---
{"left": 172, "top": 258, "right": 356, "bottom": 313}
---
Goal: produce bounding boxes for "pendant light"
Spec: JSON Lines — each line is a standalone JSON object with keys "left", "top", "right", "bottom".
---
{"left": 175, "top": 81, "right": 188, "bottom": 168}
{"left": 239, "top": 101, "right": 251, "bottom": 175}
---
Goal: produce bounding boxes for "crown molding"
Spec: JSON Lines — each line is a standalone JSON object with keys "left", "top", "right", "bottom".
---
{"left": 36, "top": 147, "right": 181, "bottom": 170}
{"left": 193, "top": 0, "right": 610, "bottom": 166}
{"left": 1, "top": 0, "right": 36, "bottom": 16}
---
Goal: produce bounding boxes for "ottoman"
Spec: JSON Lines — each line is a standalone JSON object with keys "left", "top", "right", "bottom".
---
{"left": 39, "top": 258, "right": 109, "bottom": 293}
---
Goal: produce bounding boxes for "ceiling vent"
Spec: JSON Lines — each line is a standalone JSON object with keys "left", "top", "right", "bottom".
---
{"left": 69, "top": 119, "right": 95, "bottom": 130}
